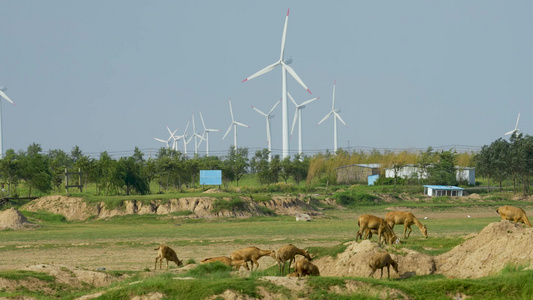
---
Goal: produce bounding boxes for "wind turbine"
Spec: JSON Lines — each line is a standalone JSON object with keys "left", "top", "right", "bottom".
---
{"left": 289, "top": 92, "right": 319, "bottom": 158}
{"left": 153, "top": 126, "right": 176, "bottom": 149}
{"left": 177, "top": 121, "right": 191, "bottom": 155}
{"left": 317, "top": 81, "right": 347, "bottom": 153}
{"left": 222, "top": 99, "right": 249, "bottom": 149}
{"left": 505, "top": 112, "right": 520, "bottom": 136}
{"left": 252, "top": 99, "right": 280, "bottom": 161}
{"left": 0, "top": 86, "right": 15, "bottom": 158}
{"left": 242, "top": 8, "right": 312, "bottom": 159}
{"left": 190, "top": 114, "right": 206, "bottom": 155}
{"left": 166, "top": 126, "right": 179, "bottom": 150}
{"left": 198, "top": 112, "right": 219, "bottom": 156}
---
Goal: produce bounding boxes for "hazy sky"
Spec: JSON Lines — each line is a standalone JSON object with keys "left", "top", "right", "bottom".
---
{"left": 1, "top": 1, "right": 531, "bottom": 158}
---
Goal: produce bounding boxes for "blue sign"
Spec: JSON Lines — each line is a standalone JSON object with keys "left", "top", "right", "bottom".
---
{"left": 200, "top": 170, "right": 222, "bottom": 185}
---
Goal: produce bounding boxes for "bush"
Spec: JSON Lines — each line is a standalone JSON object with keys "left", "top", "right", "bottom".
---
{"left": 211, "top": 197, "right": 246, "bottom": 213}
{"left": 333, "top": 191, "right": 379, "bottom": 207}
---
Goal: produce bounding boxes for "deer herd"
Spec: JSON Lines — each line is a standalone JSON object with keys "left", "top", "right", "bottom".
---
{"left": 153, "top": 205, "right": 531, "bottom": 280}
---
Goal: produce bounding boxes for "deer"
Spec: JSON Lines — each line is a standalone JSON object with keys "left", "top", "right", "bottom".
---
{"left": 384, "top": 211, "right": 428, "bottom": 239}
{"left": 497, "top": 205, "right": 532, "bottom": 227}
{"left": 356, "top": 214, "right": 397, "bottom": 245}
{"left": 200, "top": 256, "right": 249, "bottom": 270}
{"left": 369, "top": 252, "right": 398, "bottom": 279}
{"left": 294, "top": 258, "right": 320, "bottom": 277}
{"left": 154, "top": 245, "right": 183, "bottom": 270}
{"left": 230, "top": 246, "right": 276, "bottom": 271}
{"left": 276, "top": 244, "right": 312, "bottom": 275}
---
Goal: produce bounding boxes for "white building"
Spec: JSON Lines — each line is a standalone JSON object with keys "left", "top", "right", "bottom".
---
{"left": 384, "top": 164, "right": 475, "bottom": 185}
{"left": 423, "top": 185, "right": 464, "bottom": 197}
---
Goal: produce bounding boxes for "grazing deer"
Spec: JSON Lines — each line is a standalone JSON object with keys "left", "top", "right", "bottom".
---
{"left": 230, "top": 246, "right": 276, "bottom": 271}
{"left": 385, "top": 211, "right": 428, "bottom": 239}
{"left": 276, "top": 244, "right": 312, "bottom": 275}
{"left": 154, "top": 245, "right": 183, "bottom": 270}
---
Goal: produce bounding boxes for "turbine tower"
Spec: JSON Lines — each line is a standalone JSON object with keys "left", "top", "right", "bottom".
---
{"left": 222, "top": 99, "right": 249, "bottom": 149}
{"left": 198, "top": 112, "right": 219, "bottom": 156}
{"left": 0, "top": 86, "right": 15, "bottom": 158}
{"left": 252, "top": 99, "right": 280, "bottom": 161}
{"left": 288, "top": 92, "right": 319, "bottom": 158}
{"left": 505, "top": 112, "right": 520, "bottom": 137}
{"left": 317, "top": 81, "right": 347, "bottom": 153}
{"left": 242, "top": 8, "right": 312, "bottom": 159}
{"left": 190, "top": 114, "right": 206, "bottom": 155}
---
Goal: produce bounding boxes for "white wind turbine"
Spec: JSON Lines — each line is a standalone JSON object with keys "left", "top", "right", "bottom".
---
{"left": 0, "top": 86, "right": 15, "bottom": 158}
{"left": 190, "top": 114, "right": 206, "bottom": 155}
{"left": 222, "top": 99, "right": 249, "bottom": 149}
{"left": 242, "top": 8, "right": 312, "bottom": 159}
{"left": 198, "top": 112, "right": 219, "bottom": 156}
{"left": 317, "top": 81, "right": 347, "bottom": 153}
{"left": 289, "top": 92, "right": 319, "bottom": 158}
{"left": 153, "top": 126, "right": 176, "bottom": 149}
{"left": 177, "top": 121, "right": 191, "bottom": 155}
{"left": 167, "top": 126, "right": 180, "bottom": 150}
{"left": 252, "top": 99, "right": 280, "bottom": 161}
{"left": 505, "top": 112, "right": 520, "bottom": 136}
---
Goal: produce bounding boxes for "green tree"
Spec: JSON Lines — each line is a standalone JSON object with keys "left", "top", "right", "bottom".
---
{"left": 224, "top": 146, "right": 249, "bottom": 186}
{"left": 0, "top": 149, "right": 19, "bottom": 196}
{"left": 18, "top": 143, "right": 52, "bottom": 196}
{"left": 427, "top": 150, "right": 457, "bottom": 186}
{"left": 279, "top": 156, "right": 292, "bottom": 184}
{"left": 48, "top": 149, "right": 72, "bottom": 191}
{"left": 114, "top": 156, "right": 150, "bottom": 195}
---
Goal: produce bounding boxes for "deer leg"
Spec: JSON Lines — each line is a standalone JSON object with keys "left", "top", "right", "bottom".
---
{"left": 387, "top": 265, "right": 390, "bottom": 279}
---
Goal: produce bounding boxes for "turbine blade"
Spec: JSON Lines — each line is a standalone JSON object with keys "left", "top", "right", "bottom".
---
{"left": 252, "top": 106, "right": 267, "bottom": 117}
{"left": 235, "top": 121, "right": 249, "bottom": 128}
{"left": 280, "top": 8, "right": 289, "bottom": 61}
{"left": 222, "top": 124, "right": 233, "bottom": 140}
{"left": 0, "top": 90, "right": 14, "bottom": 104}
{"left": 335, "top": 112, "right": 347, "bottom": 126}
{"left": 332, "top": 81, "right": 336, "bottom": 110}
{"left": 301, "top": 97, "right": 319, "bottom": 106}
{"left": 317, "top": 112, "right": 333, "bottom": 126}
{"left": 291, "top": 108, "right": 299, "bottom": 135}
{"left": 184, "top": 121, "right": 190, "bottom": 134}
{"left": 282, "top": 62, "right": 311, "bottom": 94}
{"left": 199, "top": 112, "right": 207, "bottom": 130}
{"left": 515, "top": 112, "right": 520, "bottom": 130}
{"left": 288, "top": 92, "right": 298, "bottom": 106}
{"left": 229, "top": 100, "right": 235, "bottom": 121}
{"left": 154, "top": 138, "right": 167, "bottom": 143}
{"left": 242, "top": 61, "right": 280, "bottom": 82}
{"left": 269, "top": 98, "right": 280, "bottom": 115}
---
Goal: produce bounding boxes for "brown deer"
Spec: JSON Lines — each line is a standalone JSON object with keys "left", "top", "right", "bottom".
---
{"left": 369, "top": 252, "right": 398, "bottom": 279}
{"left": 294, "top": 258, "right": 320, "bottom": 277}
{"left": 385, "top": 211, "right": 428, "bottom": 239}
{"left": 230, "top": 246, "right": 276, "bottom": 271}
{"left": 497, "top": 205, "right": 532, "bottom": 227}
{"left": 200, "top": 256, "right": 249, "bottom": 270}
{"left": 154, "top": 245, "right": 183, "bottom": 270}
{"left": 276, "top": 244, "right": 312, "bottom": 275}
{"left": 356, "top": 214, "right": 397, "bottom": 245}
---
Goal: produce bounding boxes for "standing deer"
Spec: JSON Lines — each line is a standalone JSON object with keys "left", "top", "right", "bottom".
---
{"left": 384, "top": 211, "right": 428, "bottom": 239}
{"left": 497, "top": 205, "right": 532, "bottom": 227}
{"left": 276, "top": 244, "right": 312, "bottom": 275}
{"left": 230, "top": 246, "right": 276, "bottom": 271}
{"left": 154, "top": 245, "right": 183, "bottom": 270}
{"left": 369, "top": 252, "right": 398, "bottom": 279}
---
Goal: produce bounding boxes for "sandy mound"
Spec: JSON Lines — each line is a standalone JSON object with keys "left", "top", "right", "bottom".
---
{"left": 22, "top": 195, "right": 322, "bottom": 221}
{"left": 314, "top": 240, "right": 436, "bottom": 279}
{"left": 0, "top": 208, "right": 39, "bottom": 230}
{"left": 22, "top": 195, "right": 99, "bottom": 221}
{"left": 437, "top": 221, "right": 533, "bottom": 278}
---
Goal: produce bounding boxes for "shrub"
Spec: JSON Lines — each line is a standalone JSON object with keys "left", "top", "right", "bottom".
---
{"left": 211, "top": 197, "right": 246, "bottom": 213}
{"left": 333, "top": 191, "right": 379, "bottom": 207}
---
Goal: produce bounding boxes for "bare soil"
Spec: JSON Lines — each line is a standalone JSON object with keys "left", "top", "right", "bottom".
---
{"left": 2, "top": 195, "right": 533, "bottom": 299}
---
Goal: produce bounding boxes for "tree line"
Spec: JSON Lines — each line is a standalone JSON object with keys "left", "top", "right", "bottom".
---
{"left": 475, "top": 133, "right": 533, "bottom": 194}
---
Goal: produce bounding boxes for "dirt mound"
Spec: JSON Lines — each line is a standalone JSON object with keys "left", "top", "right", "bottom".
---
{"left": 0, "top": 207, "right": 39, "bottom": 230}
{"left": 0, "top": 264, "right": 116, "bottom": 296}
{"left": 22, "top": 195, "right": 322, "bottom": 221}
{"left": 314, "top": 240, "right": 436, "bottom": 279}
{"left": 22, "top": 195, "right": 99, "bottom": 221}
{"left": 437, "top": 220, "right": 533, "bottom": 278}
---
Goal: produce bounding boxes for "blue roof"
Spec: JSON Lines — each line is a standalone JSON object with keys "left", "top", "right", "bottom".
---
{"left": 423, "top": 185, "right": 464, "bottom": 190}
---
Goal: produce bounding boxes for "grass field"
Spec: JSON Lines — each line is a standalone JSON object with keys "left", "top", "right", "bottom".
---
{"left": 1, "top": 191, "right": 532, "bottom": 299}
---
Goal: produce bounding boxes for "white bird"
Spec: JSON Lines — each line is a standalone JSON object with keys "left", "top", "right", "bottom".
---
{"left": 424, "top": 217, "right": 428, "bottom": 220}
{"left": 467, "top": 215, "right": 471, "bottom": 218}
